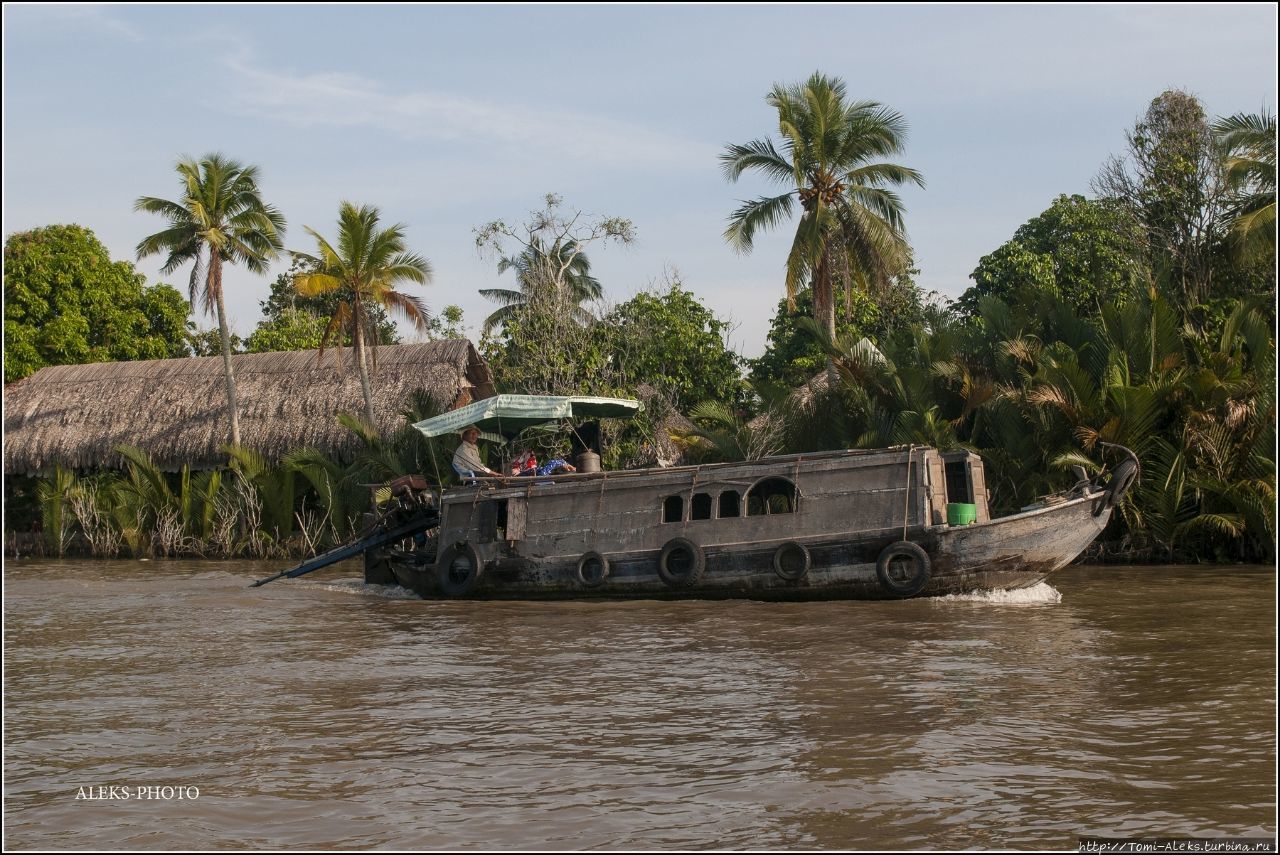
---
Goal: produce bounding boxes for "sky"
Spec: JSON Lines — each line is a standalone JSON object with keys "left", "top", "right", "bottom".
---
{"left": 3, "top": 3, "right": 1276, "bottom": 359}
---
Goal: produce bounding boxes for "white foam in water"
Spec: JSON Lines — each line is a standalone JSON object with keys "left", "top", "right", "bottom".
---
{"left": 302, "top": 578, "right": 422, "bottom": 600}
{"left": 934, "top": 581, "right": 1062, "bottom": 605}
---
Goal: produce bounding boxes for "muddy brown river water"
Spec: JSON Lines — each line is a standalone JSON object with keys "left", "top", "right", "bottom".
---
{"left": 3, "top": 560, "right": 1275, "bottom": 850}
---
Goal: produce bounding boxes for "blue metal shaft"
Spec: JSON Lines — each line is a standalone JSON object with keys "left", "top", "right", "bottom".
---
{"left": 249, "top": 510, "right": 439, "bottom": 588}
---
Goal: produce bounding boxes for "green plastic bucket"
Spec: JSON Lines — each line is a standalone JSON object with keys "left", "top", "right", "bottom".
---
{"left": 947, "top": 503, "right": 977, "bottom": 526}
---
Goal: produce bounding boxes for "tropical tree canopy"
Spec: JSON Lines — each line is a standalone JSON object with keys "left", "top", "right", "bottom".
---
{"left": 245, "top": 307, "right": 330, "bottom": 354}
{"left": 960, "top": 194, "right": 1147, "bottom": 318}
{"left": 480, "top": 237, "right": 602, "bottom": 334}
{"left": 748, "top": 290, "right": 873, "bottom": 391}
{"left": 608, "top": 281, "right": 744, "bottom": 411}
{"left": 252, "top": 256, "right": 399, "bottom": 352}
{"left": 4, "top": 225, "right": 193, "bottom": 382}
{"left": 1092, "top": 90, "right": 1233, "bottom": 313}
{"left": 291, "top": 201, "right": 434, "bottom": 426}
{"left": 1213, "top": 110, "right": 1276, "bottom": 260}
{"left": 135, "top": 153, "right": 286, "bottom": 446}
{"left": 722, "top": 71, "right": 924, "bottom": 340}
{"left": 475, "top": 194, "right": 635, "bottom": 397}
{"left": 135, "top": 154, "right": 286, "bottom": 316}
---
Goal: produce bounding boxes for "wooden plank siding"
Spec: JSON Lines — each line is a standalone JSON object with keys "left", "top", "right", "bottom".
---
{"left": 437, "top": 447, "right": 989, "bottom": 565}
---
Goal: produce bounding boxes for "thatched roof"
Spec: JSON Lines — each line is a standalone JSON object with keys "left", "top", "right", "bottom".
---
{"left": 4, "top": 340, "right": 495, "bottom": 475}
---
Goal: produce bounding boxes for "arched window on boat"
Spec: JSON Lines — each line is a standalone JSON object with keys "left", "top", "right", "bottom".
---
{"left": 691, "top": 493, "right": 713, "bottom": 521}
{"left": 746, "top": 477, "right": 797, "bottom": 516}
{"left": 663, "top": 495, "right": 684, "bottom": 523}
{"left": 718, "top": 490, "right": 741, "bottom": 518}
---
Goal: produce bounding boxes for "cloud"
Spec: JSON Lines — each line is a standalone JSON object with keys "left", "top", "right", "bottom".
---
{"left": 11, "top": 5, "right": 144, "bottom": 42}
{"left": 221, "top": 54, "right": 718, "bottom": 171}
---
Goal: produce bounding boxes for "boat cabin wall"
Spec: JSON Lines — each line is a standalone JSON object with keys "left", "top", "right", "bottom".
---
{"left": 437, "top": 448, "right": 939, "bottom": 563}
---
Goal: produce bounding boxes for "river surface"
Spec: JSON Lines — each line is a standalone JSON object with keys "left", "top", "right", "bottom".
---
{"left": 3, "top": 561, "right": 1275, "bottom": 850}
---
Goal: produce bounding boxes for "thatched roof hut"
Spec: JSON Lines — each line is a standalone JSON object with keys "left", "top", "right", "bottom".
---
{"left": 4, "top": 340, "right": 495, "bottom": 475}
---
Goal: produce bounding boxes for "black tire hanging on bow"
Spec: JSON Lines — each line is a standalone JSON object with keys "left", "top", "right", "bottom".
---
{"left": 437, "top": 542, "right": 484, "bottom": 596}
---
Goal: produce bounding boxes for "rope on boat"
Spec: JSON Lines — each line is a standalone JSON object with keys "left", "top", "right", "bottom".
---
{"left": 901, "top": 445, "right": 915, "bottom": 542}
{"left": 595, "top": 470, "right": 607, "bottom": 519}
{"left": 428, "top": 438, "right": 444, "bottom": 492}
{"left": 682, "top": 465, "right": 702, "bottom": 532}
{"left": 792, "top": 456, "right": 803, "bottom": 511}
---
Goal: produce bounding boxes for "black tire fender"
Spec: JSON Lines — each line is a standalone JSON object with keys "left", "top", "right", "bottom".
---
{"left": 875, "top": 541, "right": 931, "bottom": 598}
{"left": 437, "top": 541, "right": 484, "bottom": 596}
{"left": 658, "top": 537, "right": 705, "bottom": 587}
{"left": 772, "top": 541, "right": 811, "bottom": 581}
{"left": 1093, "top": 457, "right": 1140, "bottom": 517}
{"left": 1104, "top": 458, "right": 1139, "bottom": 509}
{"left": 576, "top": 551, "right": 610, "bottom": 588}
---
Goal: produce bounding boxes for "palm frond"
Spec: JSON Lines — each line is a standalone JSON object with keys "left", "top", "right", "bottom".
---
{"left": 724, "top": 193, "right": 796, "bottom": 253}
{"left": 295, "top": 272, "right": 343, "bottom": 297}
{"left": 380, "top": 289, "right": 432, "bottom": 333}
{"left": 843, "top": 162, "right": 925, "bottom": 189}
{"left": 720, "top": 139, "right": 795, "bottom": 184}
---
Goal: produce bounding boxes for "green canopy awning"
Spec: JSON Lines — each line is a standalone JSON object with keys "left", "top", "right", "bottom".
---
{"left": 412, "top": 394, "right": 642, "bottom": 441}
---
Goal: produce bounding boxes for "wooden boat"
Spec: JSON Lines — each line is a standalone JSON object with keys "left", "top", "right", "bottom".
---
{"left": 330, "top": 396, "right": 1137, "bottom": 601}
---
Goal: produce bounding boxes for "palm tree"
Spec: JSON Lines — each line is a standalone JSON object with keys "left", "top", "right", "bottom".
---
{"left": 479, "top": 237, "right": 601, "bottom": 334}
{"left": 136, "top": 154, "right": 286, "bottom": 446}
{"left": 1212, "top": 111, "right": 1276, "bottom": 260}
{"left": 291, "top": 202, "right": 433, "bottom": 427}
{"left": 722, "top": 72, "right": 923, "bottom": 347}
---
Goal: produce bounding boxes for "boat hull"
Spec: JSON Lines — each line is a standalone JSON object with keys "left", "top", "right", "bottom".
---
{"left": 380, "top": 492, "right": 1110, "bottom": 601}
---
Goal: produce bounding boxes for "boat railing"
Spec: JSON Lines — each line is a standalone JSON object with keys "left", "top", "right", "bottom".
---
{"left": 445, "top": 444, "right": 924, "bottom": 494}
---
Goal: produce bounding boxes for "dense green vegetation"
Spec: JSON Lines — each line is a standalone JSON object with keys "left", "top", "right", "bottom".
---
{"left": 3, "top": 225, "right": 193, "bottom": 382}
{"left": 1214, "top": 110, "right": 1276, "bottom": 263}
{"left": 246, "top": 257, "right": 397, "bottom": 354}
{"left": 5, "top": 83, "right": 1273, "bottom": 565}
{"left": 19, "top": 396, "right": 456, "bottom": 560}
{"left": 959, "top": 194, "right": 1146, "bottom": 317}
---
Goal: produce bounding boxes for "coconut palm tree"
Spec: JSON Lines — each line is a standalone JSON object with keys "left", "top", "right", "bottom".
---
{"left": 291, "top": 202, "right": 433, "bottom": 427}
{"left": 1212, "top": 111, "right": 1276, "bottom": 260}
{"left": 722, "top": 72, "right": 923, "bottom": 346}
{"left": 135, "top": 154, "right": 286, "bottom": 446}
{"left": 479, "top": 237, "right": 601, "bottom": 334}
